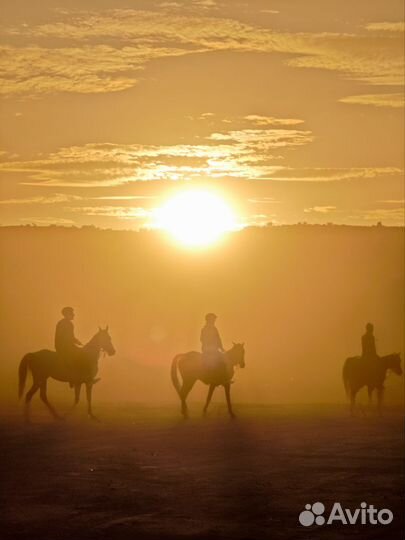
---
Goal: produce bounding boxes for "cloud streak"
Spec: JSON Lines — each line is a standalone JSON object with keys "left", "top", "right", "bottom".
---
{"left": 339, "top": 93, "right": 404, "bottom": 108}
{"left": 1, "top": 9, "right": 403, "bottom": 96}
{"left": 0, "top": 117, "right": 312, "bottom": 186}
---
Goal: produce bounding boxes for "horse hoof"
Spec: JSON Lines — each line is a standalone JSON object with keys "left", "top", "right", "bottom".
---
{"left": 89, "top": 414, "right": 100, "bottom": 422}
{"left": 230, "top": 413, "right": 236, "bottom": 420}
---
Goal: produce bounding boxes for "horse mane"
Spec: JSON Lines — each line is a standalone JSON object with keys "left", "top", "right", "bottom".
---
{"left": 381, "top": 352, "right": 400, "bottom": 365}
{"left": 83, "top": 330, "right": 101, "bottom": 351}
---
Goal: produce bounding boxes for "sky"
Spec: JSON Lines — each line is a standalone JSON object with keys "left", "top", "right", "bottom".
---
{"left": 0, "top": 0, "right": 404, "bottom": 229}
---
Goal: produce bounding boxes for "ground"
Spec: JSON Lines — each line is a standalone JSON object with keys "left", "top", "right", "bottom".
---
{"left": 0, "top": 403, "right": 403, "bottom": 540}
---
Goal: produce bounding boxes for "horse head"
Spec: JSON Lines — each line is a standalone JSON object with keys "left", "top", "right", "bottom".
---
{"left": 231, "top": 342, "right": 245, "bottom": 368}
{"left": 386, "top": 353, "right": 402, "bottom": 375}
{"left": 97, "top": 326, "right": 116, "bottom": 356}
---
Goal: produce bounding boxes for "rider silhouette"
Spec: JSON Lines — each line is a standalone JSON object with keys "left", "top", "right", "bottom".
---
{"left": 201, "top": 313, "right": 224, "bottom": 356}
{"left": 362, "top": 322, "right": 377, "bottom": 360}
{"left": 55, "top": 306, "right": 82, "bottom": 356}
{"left": 55, "top": 307, "right": 100, "bottom": 386}
{"left": 55, "top": 307, "right": 84, "bottom": 387}
{"left": 200, "top": 313, "right": 228, "bottom": 380}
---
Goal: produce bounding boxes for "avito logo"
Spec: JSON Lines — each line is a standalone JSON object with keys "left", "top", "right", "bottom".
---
{"left": 299, "top": 502, "right": 393, "bottom": 527}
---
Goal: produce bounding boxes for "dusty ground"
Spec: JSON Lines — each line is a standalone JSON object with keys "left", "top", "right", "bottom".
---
{"left": 0, "top": 403, "right": 403, "bottom": 540}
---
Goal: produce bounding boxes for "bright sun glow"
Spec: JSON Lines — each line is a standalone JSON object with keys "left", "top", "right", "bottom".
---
{"left": 155, "top": 190, "right": 237, "bottom": 247}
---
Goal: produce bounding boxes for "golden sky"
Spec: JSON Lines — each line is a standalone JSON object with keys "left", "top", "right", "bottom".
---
{"left": 0, "top": 0, "right": 404, "bottom": 228}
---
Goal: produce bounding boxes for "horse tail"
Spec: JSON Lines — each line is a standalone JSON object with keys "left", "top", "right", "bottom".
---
{"left": 18, "top": 353, "right": 32, "bottom": 399}
{"left": 342, "top": 358, "right": 351, "bottom": 397}
{"left": 171, "top": 355, "right": 182, "bottom": 396}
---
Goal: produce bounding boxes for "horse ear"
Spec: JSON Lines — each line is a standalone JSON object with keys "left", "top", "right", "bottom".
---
{"left": 98, "top": 326, "right": 101, "bottom": 331}
{"left": 232, "top": 341, "right": 236, "bottom": 346}
{"left": 105, "top": 325, "right": 109, "bottom": 332}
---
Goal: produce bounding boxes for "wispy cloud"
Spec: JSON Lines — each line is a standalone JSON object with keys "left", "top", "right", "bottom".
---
{"left": 339, "top": 93, "right": 404, "bottom": 108}
{"left": 244, "top": 115, "right": 304, "bottom": 126}
{"left": 0, "top": 117, "right": 312, "bottom": 186}
{"left": 304, "top": 205, "right": 337, "bottom": 213}
{"left": 269, "top": 167, "right": 402, "bottom": 182}
{"left": 0, "top": 194, "right": 81, "bottom": 205}
{"left": 1, "top": 9, "right": 403, "bottom": 96}
{"left": 68, "top": 205, "right": 152, "bottom": 219}
{"left": 365, "top": 22, "right": 405, "bottom": 32}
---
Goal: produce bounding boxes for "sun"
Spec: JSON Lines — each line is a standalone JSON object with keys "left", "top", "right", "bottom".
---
{"left": 155, "top": 190, "right": 237, "bottom": 247}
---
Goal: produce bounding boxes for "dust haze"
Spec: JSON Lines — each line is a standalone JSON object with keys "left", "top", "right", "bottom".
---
{"left": 0, "top": 224, "right": 403, "bottom": 410}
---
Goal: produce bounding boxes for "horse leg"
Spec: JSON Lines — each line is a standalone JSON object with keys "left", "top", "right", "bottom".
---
{"left": 73, "top": 384, "right": 81, "bottom": 406}
{"left": 349, "top": 389, "right": 356, "bottom": 416}
{"left": 203, "top": 384, "right": 215, "bottom": 417}
{"left": 86, "top": 383, "right": 98, "bottom": 421}
{"left": 24, "top": 383, "right": 40, "bottom": 423}
{"left": 40, "top": 381, "right": 62, "bottom": 421}
{"left": 224, "top": 383, "right": 235, "bottom": 419}
{"left": 367, "top": 386, "right": 373, "bottom": 406}
{"left": 377, "top": 387, "right": 384, "bottom": 414}
{"left": 180, "top": 379, "right": 195, "bottom": 419}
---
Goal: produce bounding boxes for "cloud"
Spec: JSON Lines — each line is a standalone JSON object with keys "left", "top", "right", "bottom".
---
{"left": 244, "top": 115, "right": 304, "bottom": 126}
{"left": 339, "top": 93, "right": 404, "bottom": 108}
{"left": 248, "top": 197, "right": 279, "bottom": 204}
{"left": 377, "top": 199, "right": 405, "bottom": 205}
{"left": 365, "top": 22, "right": 405, "bottom": 33}
{"left": 0, "top": 117, "right": 311, "bottom": 186}
{"left": 1, "top": 9, "right": 403, "bottom": 96}
{"left": 0, "top": 44, "right": 189, "bottom": 96}
{"left": 90, "top": 195, "right": 157, "bottom": 201}
{"left": 304, "top": 205, "right": 336, "bottom": 213}
{"left": 68, "top": 205, "right": 152, "bottom": 219}
{"left": 208, "top": 128, "right": 312, "bottom": 147}
{"left": 269, "top": 167, "right": 402, "bottom": 182}
{"left": 287, "top": 34, "right": 404, "bottom": 86}
{"left": 0, "top": 194, "right": 81, "bottom": 204}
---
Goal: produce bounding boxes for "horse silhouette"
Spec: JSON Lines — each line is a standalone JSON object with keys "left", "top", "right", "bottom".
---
{"left": 171, "top": 343, "right": 245, "bottom": 418}
{"left": 18, "top": 327, "right": 115, "bottom": 422}
{"left": 343, "top": 353, "right": 402, "bottom": 414}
